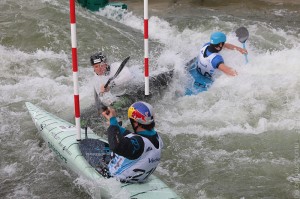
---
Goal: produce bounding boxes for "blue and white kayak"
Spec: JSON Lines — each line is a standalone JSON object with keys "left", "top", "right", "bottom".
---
{"left": 25, "top": 102, "right": 180, "bottom": 199}
{"left": 184, "top": 57, "right": 213, "bottom": 95}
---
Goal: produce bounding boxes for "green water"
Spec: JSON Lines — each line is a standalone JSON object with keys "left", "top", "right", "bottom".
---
{"left": 1, "top": 0, "right": 300, "bottom": 198}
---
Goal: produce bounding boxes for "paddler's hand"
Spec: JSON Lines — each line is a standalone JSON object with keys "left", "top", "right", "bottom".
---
{"left": 236, "top": 47, "right": 248, "bottom": 55}
{"left": 101, "top": 107, "right": 116, "bottom": 121}
{"left": 100, "top": 84, "right": 110, "bottom": 93}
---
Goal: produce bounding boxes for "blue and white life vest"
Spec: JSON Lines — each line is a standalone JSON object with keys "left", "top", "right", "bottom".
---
{"left": 108, "top": 134, "right": 163, "bottom": 183}
{"left": 197, "top": 44, "right": 218, "bottom": 77}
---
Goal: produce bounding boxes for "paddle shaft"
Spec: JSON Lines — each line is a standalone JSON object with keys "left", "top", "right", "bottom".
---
{"left": 104, "top": 56, "right": 130, "bottom": 89}
{"left": 94, "top": 88, "right": 109, "bottom": 115}
{"left": 242, "top": 42, "right": 248, "bottom": 63}
{"left": 235, "top": 27, "right": 249, "bottom": 64}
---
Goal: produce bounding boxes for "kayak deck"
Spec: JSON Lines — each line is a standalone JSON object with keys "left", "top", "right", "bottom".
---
{"left": 25, "top": 102, "right": 180, "bottom": 199}
{"left": 185, "top": 57, "right": 213, "bottom": 95}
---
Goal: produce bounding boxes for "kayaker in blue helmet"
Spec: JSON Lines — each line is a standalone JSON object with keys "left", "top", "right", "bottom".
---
{"left": 197, "top": 31, "right": 248, "bottom": 77}
{"left": 101, "top": 101, "right": 163, "bottom": 183}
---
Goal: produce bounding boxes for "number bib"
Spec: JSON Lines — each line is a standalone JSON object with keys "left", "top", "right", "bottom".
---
{"left": 197, "top": 44, "right": 218, "bottom": 77}
{"left": 108, "top": 134, "right": 163, "bottom": 183}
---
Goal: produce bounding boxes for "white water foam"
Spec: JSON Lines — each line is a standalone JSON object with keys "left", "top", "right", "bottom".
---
{"left": 92, "top": 7, "right": 300, "bottom": 137}
{"left": 2, "top": 2, "right": 299, "bottom": 198}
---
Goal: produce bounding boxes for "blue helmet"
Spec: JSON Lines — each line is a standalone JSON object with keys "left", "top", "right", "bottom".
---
{"left": 210, "top": 32, "right": 226, "bottom": 45}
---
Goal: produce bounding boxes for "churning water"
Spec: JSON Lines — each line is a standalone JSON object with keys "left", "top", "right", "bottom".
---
{"left": 1, "top": 0, "right": 300, "bottom": 198}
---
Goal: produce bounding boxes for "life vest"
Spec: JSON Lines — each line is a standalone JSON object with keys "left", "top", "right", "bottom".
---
{"left": 197, "top": 44, "right": 218, "bottom": 77}
{"left": 108, "top": 133, "right": 163, "bottom": 183}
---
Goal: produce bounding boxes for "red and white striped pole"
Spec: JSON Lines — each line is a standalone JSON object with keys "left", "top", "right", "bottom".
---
{"left": 144, "top": 0, "right": 149, "bottom": 95}
{"left": 70, "top": 0, "right": 81, "bottom": 141}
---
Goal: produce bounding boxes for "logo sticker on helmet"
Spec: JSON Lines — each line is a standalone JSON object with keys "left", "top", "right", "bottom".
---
{"left": 131, "top": 110, "right": 146, "bottom": 122}
{"left": 93, "top": 58, "right": 101, "bottom": 64}
{"left": 128, "top": 101, "right": 154, "bottom": 125}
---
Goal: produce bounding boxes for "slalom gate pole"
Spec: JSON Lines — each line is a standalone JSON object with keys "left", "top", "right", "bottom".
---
{"left": 70, "top": 0, "right": 81, "bottom": 141}
{"left": 144, "top": 0, "right": 149, "bottom": 95}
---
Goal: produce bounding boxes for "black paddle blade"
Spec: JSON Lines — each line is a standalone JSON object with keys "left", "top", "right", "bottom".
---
{"left": 235, "top": 27, "right": 249, "bottom": 43}
{"left": 94, "top": 88, "right": 108, "bottom": 114}
{"left": 113, "top": 56, "right": 130, "bottom": 79}
{"left": 104, "top": 56, "right": 130, "bottom": 88}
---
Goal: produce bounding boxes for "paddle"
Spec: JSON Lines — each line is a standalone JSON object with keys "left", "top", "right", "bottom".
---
{"left": 104, "top": 56, "right": 130, "bottom": 88}
{"left": 235, "top": 27, "right": 249, "bottom": 63}
{"left": 95, "top": 56, "right": 130, "bottom": 113}
{"left": 94, "top": 88, "right": 123, "bottom": 126}
{"left": 94, "top": 88, "right": 107, "bottom": 114}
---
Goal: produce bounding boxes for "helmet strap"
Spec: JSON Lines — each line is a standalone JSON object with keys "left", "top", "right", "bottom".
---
{"left": 208, "top": 44, "right": 222, "bottom": 53}
{"left": 130, "top": 119, "right": 139, "bottom": 133}
{"left": 104, "top": 65, "right": 110, "bottom": 76}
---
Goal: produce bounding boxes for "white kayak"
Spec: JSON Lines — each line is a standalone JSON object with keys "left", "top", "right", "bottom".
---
{"left": 25, "top": 102, "right": 180, "bottom": 199}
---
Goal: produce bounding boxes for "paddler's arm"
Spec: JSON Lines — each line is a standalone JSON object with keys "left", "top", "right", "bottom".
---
{"left": 106, "top": 125, "right": 144, "bottom": 159}
{"left": 109, "top": 116, "right": 127, "bottom": 135}
{"left": 218, "top": 63, "right": 238, "bottom": 76}
{"left": 212, "top": 56, "right": 238, "bottom": 76}
{"left": 101, "top": 107, "right": 127, "bottom": 135}
{"left": 100, "top": 84, "right": 110, "bottom": 94}
{"left": 102, "top": 107, "right": 144, "bottom": 159}
{"left": 224, "top": 43, "right": 248, "bottom": 54}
